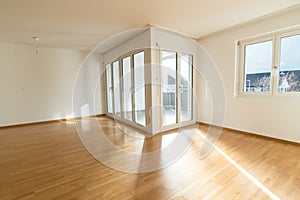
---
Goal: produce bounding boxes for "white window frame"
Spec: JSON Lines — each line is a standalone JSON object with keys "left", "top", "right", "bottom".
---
{"left": 160, "top": 50, "right": 194, "bottom": 130}
{"left": 274, "top": 29, "right": 300, "bottom": 97}
{"left": 237, "top": 36, "right": 275, "bottom": 96}
{"left": 236, "top": 26, "right": 300, "bottom": 97}
{"left": 104, "top": 49, "right": 147, "bottom": 127}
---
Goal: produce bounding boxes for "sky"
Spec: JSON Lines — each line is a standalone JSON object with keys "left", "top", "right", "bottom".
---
{"left": 245, "top": 34, "right": 300, "bottom": 74}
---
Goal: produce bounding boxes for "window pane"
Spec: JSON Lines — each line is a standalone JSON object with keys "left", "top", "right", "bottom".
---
{"left": 161, "top": 51, "right": 177, "bottom": 126}
{"left": 133, "top": 52, "right": 146, "bottom": 126}
{"left": 180, "top": 54, "right": 192, "bottom": 122}
{"left": 113, "top": 61, "right": 121, "bottom": 117}
{"left": 244, "top": 40, "right": 272, "bottom": 92}
{"left": 122, "top": 57, "right": 132, "bottom": 121}
{"left": 106, "top": 64, "right": 113, "bottom": 114}
{"left": 278, "top": 34, "right": 300, "bottom": 92}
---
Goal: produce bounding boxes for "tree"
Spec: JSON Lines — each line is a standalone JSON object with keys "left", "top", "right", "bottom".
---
{"left": 254, "top": 75, "right": 270, "bottom": 91}
{"left": 286, "top": 72, "right": 300, "bottom": 92}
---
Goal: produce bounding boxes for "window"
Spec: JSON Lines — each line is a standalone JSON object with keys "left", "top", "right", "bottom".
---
{"left": 278, "top": 33, "right": 300, "bottom": 92}
{"left": 122, "top": 56, "right": 132, "bottom": 121}
{"left": 180, "top": 53, "right": 193, "bottom": 122}
{"left": 243, "top": 40, "right": 273, "bottom": 92}
{"left": 237, "top": 28, "right": 300, "bottom": 95}
{"left": 161, "top": 51, "right": 177, "bottom": 126}
{"left": 105, "top": 49, "right": 193, "bottom": 133}
{"left": 161, "top": 50, "right": 193, "bottom": 127}
{"left": 105, "top": 51, "right": 146, "bottom": 127}
{"left": 133, "top": 51, "right": 146, "bottom": 126}
{"left": 113, "top": 61, "right": 121, "bottom": 117}
{"left": 105, "top": 64, "right": 113, "bottom": 114}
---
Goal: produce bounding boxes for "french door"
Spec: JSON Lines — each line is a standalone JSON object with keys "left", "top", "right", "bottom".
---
{"left": 105, "top": 49, "right": 192, "bottom": 131}
{"left": 105, "top": 64, "right": 113, "bottom": 114}
{"left": 161, "top": 50, "right": 193, "bottom": 128}
{"left": 113, "top": 61, "right": 121, "bottom": 118}
{"left": 122, "top": 56, "right": 132, "bottom": 121}
{"left": 105, "top": 51, "right": 146, "bottom": 127}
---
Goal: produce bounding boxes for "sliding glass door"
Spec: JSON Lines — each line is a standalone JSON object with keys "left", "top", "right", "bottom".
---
{"left": 161, "top": 51, "right": 177, "bottom": 126}
{"left": 105, "top": 64, "right": 113, "bottom": 114}
{"left": 133, "top": 52, "right": 146, "bottom": 126}
{"left": 161, "top": 50, "right": 193, "bottom": 127}
{"left": 106, "top": 51, "right": 146, "bottom": 127}
{"left": 180, "top": 54, "right": 193, "bottom": 122}
{"left": 122, "top": 56, "right": 132, "bottom": 121}
{"left": 112, "top": 61, "right": 121, "bottom": 118}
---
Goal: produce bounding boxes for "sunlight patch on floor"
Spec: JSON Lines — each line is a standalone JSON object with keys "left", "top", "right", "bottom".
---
{"left": 197, "top": 130, "right": 280, "bottom": 200}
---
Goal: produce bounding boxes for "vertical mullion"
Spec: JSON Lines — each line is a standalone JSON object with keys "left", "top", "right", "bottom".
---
{"left": 105, "top": 64, "right": 109, "bottom": 114}
{"left": 191, "top": 55, "right": 194, "bottom": 120}
{"left": 144, "top": 49, "right": 152, "bottom": 127}
{"left": 119, "top": 60, "right": 123, "bottom": 118}
{"left": 189, "top": 55, "right": 193, "bottom": 121}
{"left": 158, "top": 49, "right": 162, "bottom": 129}
{"left": 273, "top": 35, "right": 281, "bottom": 94}
{"left": 270, "top": 36, "right": 276, "bottom": 95}
{"left": 177, "top": 53, "right": 181, "bottom": 125}
{"left": 131, "top": 54, "right": 135, "bottom": 123}
{"left": 111, "top": 63, "right": 115, "bottom": 115}
{"left": 119, "top": 58, "right": 124, "bottom": 120}
{"left": 240, "top": 43, "right": 246, "bottom": 94}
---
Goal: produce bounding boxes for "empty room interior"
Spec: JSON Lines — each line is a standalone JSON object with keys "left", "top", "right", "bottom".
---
{"left": 1, "top": 1, "right": 300, "bottom": 199}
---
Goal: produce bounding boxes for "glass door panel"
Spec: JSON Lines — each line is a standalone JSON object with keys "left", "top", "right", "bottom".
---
{"left": 133, "top": 52, "right": 146, "bottom": 126}
{"left": 113, "top": 61, "right": 121, "bottom": 117}
{"left": 122, "top": 56, "right": 132, "bottom": 121}
{"left": 180, "top": 54, "right": 193, "bottom": 122}
{"left": 161, "top": 51, "right": 177, "bottom": 126}
{"left": 106, "top": 64, "right": 113, "bottom": 114}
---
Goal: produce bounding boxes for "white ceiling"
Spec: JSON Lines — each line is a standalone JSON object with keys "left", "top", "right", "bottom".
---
{"left": 0, "top": 0, "right": 299, "bottom": 51}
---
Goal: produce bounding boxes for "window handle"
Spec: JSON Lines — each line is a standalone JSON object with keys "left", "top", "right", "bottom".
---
{"left": 130, "top": 87, "right": 134, "bottom": 93}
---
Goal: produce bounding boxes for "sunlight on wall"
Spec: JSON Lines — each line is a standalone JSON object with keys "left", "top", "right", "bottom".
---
{"left": 80, "top": 103, "right": 90, "bottom": 117}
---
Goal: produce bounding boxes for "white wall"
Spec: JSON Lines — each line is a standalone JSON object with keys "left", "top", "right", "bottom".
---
{"left": 150, "top": 28, "right": 199, "bottom": 55}
{"left": 197, "top": 7, "right": 300, "bottom": 142}
{"left": 0, "top": 43, "right": 104, "bottom": 127}
{"left": 72, "top": 52, "right": 105, "bottom": 118}
{"left": 103, "top": 27, "right": 201, "bottom": 133}
{"left": 103, "top": 29, "right": 151, "bottom": 63}
{"left": 150, "top": 28, "right": 200, "bottom": 133}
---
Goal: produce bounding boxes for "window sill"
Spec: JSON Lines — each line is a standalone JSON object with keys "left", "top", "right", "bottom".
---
{"left": 235, "top": 92, "right": 300, "bottom": 99}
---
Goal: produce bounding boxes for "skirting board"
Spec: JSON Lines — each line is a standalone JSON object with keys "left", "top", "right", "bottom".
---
{"left": 0, "top": 114, "right": 106, "bottom": 129}
{"left": 197, "top": 121, "right": 300, "bottom": 146}
{"left": 2, "top": 117, "right": 299, "bottom": 146}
